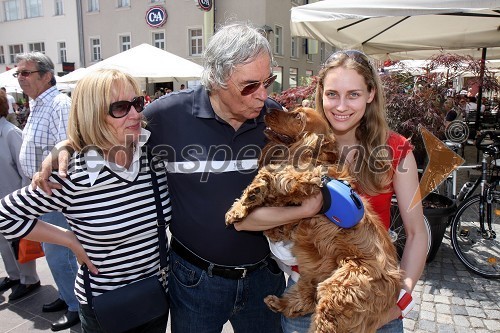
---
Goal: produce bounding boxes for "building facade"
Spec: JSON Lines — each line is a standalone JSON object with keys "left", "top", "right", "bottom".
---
{"left": 0, "top": 0, "right": 334, "bottom": 92}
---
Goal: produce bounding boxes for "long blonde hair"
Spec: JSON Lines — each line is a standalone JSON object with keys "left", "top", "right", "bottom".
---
{"left": 315, "top": 51, "right": 392, "bottom": 195}
{"left": 67, "top": 69, "right": 143, "bottom": 152}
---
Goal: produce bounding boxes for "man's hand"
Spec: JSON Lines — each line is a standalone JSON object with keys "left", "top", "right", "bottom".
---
{"left": 31, "top": 140, "right": 73, "bottom": 194}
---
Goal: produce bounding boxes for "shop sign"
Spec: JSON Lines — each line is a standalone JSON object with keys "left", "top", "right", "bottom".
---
{"left": 146, "top": 6, "right": 167, "bottom": 28}
{"left": 197, "top": 0, "right": 212, "bottom": 11}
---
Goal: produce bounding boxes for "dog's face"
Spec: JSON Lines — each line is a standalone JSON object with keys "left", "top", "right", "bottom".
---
{"left": 261, "top": 107, "right": 338, "bottom": 167}
{"left": 264, "top": 107, "right": 331, "bottom": 144}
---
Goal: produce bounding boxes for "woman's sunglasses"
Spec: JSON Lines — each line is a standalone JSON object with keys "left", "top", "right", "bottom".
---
{"left": 108, "top": 96, "right": 145, "bottom": 118}
{"left": 234, "top": 75, "right": 278, "bottom": 96}
{"left": 325, "top": 50, "right": 372, "bottom": 69}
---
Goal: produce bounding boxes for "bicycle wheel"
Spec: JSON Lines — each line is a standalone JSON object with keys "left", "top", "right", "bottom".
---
{"left": 389, "top": 204, "right": 432, "bottom": 261}
{"left": 450, "top": 193, "right": 500, "bottom": 279}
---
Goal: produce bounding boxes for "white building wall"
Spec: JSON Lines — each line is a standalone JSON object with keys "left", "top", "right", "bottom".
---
{"left": 0, "top": 0, "right": 327, "bottom": 92}
{"left": 0, "top": 0, "right": 80, "bottom": 73}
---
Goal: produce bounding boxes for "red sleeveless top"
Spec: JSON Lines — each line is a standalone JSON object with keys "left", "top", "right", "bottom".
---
{"left": 363, "top": 132, "right": 413, "bottom": 230}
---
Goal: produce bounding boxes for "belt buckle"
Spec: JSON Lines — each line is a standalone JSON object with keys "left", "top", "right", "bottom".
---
{"left": 235, "top": 267, "right": 247, "bottom": 279}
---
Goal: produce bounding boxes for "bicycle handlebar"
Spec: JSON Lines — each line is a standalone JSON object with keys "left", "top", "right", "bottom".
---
{"left": 474, "top": 130, "right": 500, "bottom": 149}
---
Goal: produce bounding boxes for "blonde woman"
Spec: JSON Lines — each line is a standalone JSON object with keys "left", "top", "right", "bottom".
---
{"left": 0, "top": 69, "right": 171, "bottom": 332}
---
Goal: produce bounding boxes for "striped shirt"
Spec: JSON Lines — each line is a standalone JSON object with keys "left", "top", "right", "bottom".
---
{"left": 19, "top": 86, "right": 71, "bottom": 178}
{"left": 0, "top": 131, "right": 171, "bottom": 304}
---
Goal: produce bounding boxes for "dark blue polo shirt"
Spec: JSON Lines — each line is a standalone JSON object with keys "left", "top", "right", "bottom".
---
{"left": 144, "top": 85, "right": 282, "bottom": 265}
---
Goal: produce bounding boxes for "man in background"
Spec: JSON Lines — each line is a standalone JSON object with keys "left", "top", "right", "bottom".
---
{"left": 15, "top": 52, "right": 80, "bottom": 331}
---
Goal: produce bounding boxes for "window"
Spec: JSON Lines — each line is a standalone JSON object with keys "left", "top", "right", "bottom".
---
{"left": 54, "top": 0, "right": 63, "bottom": 15}
{"left": 0, "top": 46, "right": 5, "bottom": 64}
{"left": 117, "top": 0, "right": 129, "bottom": 8}
{"left": 120, "top": 35, "right": 131, "bottom": 52}
{"left": 320, "top": 42, "right": 326, "bottom": 63}
{"left": 152, "top": 32, "right": 165, "bottom": 50}
{"left": 291, "top": 37, "right": 298, "bottom": 59}
{"left": 189, "top": 29, "right": 203, "bottom": 56}
{"left": 28, "top": 42, "right": 45, "bottom": 53}
{"left": 304, "top": 70, "right": 314, "bottom": 85}
{"left": 272, "top": 66, "right": 283, "bottom": 94}
{"left": 90, "top": 38, "right": 101, "bottom": 62}
{"left": 4, "top": 0, "right": 20, "bottom": 21}
{"left": 58, "top": 42, "right": 67, "bottom": 63}
{"left": 289, "top": 67, "right": 298, "bottom": 89}
{"left": 150, "top": 0, "right": 162, "bottom": 3}
{"left": 88, "top": 0, "right": 99, "bottom": 12}
{"left": 9, "top": 44, "right": 24, "bottom": 63}
{"left": 274, "top": 25, "right": 282, "bottom": 55}
{"left": 25, "top": 0, "right": 42, "bottom": 18}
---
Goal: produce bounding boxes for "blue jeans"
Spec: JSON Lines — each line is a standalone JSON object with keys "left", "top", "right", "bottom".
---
{"left": 41, "top": 212, "right": 79, "bottom": 311}
{"left": 79, "top": 303, "right": 168, "bottom": 333}
{"left": 377, "top": 318, "right": 403, "bottom": 333}
{"left": 168, "top": 249, "right": 285, "bottom": 333}
{"left": 281, "top": 278, "right": 403, "bottom": 333}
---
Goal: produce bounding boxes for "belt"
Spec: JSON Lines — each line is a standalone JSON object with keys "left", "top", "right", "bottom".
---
{"left": 170, "top": 238, "right": 269, "bottom": 279}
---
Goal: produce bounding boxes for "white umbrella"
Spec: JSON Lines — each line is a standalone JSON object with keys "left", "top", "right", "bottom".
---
{"left": 291, "top": 0, "right": 500, "bottom": 127}
{"left": 59, "top": 44, "right": 203, "bottom": 83}
{"left": 373, "top": 47, "right": 500, "bottom": 61}
{"left": 0, "top": 68, "right": 21, "bottom": 91}
{"left": 0, "top": 67, "right": 70, "bottom": 93}
{"left": 290, "top": 0, "right": 500, "bottom": 55}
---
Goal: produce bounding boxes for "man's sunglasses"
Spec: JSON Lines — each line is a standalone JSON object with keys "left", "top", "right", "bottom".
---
{"left": 234, "top": 75, "right": 277, "bottom": 96}
{"left": 12, "top": 70, "right": 41, "bottom": 78}
{"left": 108, "top": 96, "right": 145, "bottom": 118}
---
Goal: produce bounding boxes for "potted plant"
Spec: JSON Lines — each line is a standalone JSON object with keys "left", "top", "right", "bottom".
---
{"left": 382, "top": 53, "right": 500, "bottom": 261}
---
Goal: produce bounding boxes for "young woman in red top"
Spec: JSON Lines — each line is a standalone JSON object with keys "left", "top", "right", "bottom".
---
{"left": 312, "top": 50, "right": 427, "bottom": 332}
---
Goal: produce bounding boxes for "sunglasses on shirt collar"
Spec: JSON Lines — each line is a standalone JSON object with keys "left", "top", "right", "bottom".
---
{"left": 108, "top": 96, "right": 145, "bottom": 118}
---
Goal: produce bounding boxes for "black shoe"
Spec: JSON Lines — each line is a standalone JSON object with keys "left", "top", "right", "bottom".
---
{"left": 42, "top": 298, "right": 68, "bottom": 312}
{"left": 0, "top": 277, "right": 20, "bottom": 292}
{"left": 51, "top": 310, "right": 80, "bottom": 331}
{"left": 8, "top": 281, "right": 41, "bottom": 301}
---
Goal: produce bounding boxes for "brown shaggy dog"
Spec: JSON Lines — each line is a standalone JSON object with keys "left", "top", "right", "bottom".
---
{"left": 226, "top": 107, "right": 402, "bottom": 333}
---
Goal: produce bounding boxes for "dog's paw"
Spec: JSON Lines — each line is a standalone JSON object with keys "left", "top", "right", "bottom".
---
{"left": 245, "top": 182, "right": 265, "bottom": 203}
{"left": 225, "top": 202, "right": 248, "bottom": 225}
{"left": 264, "top": 295, "right": 283, "bottom": 313}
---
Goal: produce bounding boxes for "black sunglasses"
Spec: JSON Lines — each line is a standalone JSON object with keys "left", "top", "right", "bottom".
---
{"left": 234, "top": 75, "right": 277, "bottom": 96}
{"left": 108, "top": 96, "right": 145, "bottom": 118}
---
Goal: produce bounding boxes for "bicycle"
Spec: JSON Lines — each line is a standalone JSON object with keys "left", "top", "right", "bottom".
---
{"left": 449, "top": 130, "right": 500, "bottom": 278}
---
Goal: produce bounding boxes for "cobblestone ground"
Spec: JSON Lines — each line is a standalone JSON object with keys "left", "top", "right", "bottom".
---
{"left": 406, "top": 234, "right": 500, "bottom": 333}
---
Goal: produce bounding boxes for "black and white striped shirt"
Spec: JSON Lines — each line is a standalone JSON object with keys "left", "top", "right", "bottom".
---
{"left": 0, "top": 135, "right": 171, "bottom": 304}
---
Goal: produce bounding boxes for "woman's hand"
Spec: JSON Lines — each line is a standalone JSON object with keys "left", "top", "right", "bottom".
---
{"left": 66, "top": 231, "right": 99, "bottom": 275}
{"left": 300, "top": 192, "right": 324, "bottom": 217}
{"left": 377, "top": 304, "right": 402, "bottom": 328}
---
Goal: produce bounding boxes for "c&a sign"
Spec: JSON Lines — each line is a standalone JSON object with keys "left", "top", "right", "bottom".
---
{"left": 145, "top": 6, "right": 167, "bottom": 28}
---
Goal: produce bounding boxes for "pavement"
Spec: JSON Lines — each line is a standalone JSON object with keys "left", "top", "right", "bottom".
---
{"left": 0, "top": 145, "right": 499, "bottom": 332}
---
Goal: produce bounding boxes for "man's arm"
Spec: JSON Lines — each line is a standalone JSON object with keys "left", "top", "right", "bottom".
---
{"left": 31, "top": 140, "right": 73, "bottom": 194}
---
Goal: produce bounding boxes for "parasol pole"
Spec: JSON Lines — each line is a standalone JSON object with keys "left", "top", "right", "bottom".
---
{"left": 475, "top": 48, "right": 486, "bottom": 132}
